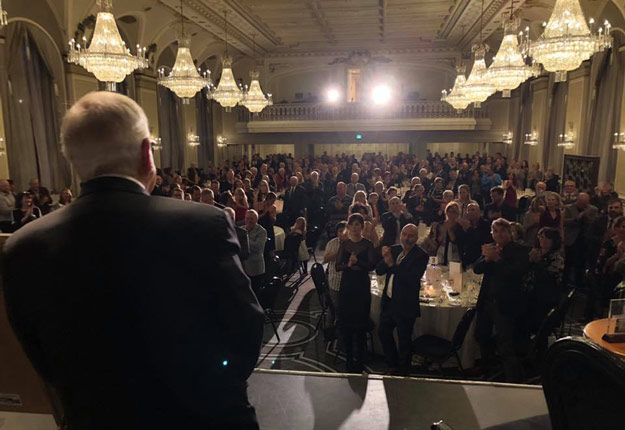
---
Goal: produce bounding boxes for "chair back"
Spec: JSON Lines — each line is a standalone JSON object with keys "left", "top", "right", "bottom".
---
{"left": 556, "top": 289, "right": 575, "bottom": 321}
{"left": 281, "top": 233, "right": 303, "bottom": 275}
{"left": 257, "top": 276, "right": 282, "bottom": 311}
{"left": 542, "top": 337, "right": 625, "bottom": 430}
{"left": 529, "top": 308, "right": 559, "bottom": 360}
{"left": 310, "top": 262, "right": 329, "bottom": 308}
{"left": 451, "top": 308, "right": 476, "bottom": 351}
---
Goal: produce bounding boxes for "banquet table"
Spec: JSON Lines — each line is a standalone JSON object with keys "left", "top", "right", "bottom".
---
{"left": 583, "top": 318, "right": 625, "bottom": 359}
{"left": 370, "top": 268, "right": 481, "bottom": 368}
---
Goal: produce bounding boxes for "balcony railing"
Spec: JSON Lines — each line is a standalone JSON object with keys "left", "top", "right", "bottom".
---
{"left": 237, "top": 101, "right": 488, "bottom": 122}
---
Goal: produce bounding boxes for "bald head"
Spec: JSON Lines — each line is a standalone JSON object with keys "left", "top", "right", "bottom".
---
{"left": 400, "top": 223, "right": 419, "bottom": 250}
{"left": 61, "top": 92, "right": 155, "bottom": 189}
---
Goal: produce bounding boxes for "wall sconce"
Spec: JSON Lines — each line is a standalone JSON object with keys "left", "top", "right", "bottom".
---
{"left": 557, "top": 122, "right": 575, "bottom": 149}
{"left": 151, "top": 136, "right": 162, "bottom": 151}
{"left": 524, "top": 131, "right": 538, "bottom": 146}
{"left": 216, "top": 135, "right": 228, "bottom": 148}
{"left": 613, "top": 132, "right": 625, "bottom": 151}
{"left": 0, "top": 138, "right": 5, "bottom": 156}
{"left": 187, "top": 132, "right": 200, "bottom": 147}
{"left": 502, "top": 131, "right": 513, "bottom": 145}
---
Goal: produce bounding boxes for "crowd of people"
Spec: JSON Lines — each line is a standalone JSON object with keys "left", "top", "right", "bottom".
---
{"left": 4, "top": 148, "right": 625, "bottom": 381}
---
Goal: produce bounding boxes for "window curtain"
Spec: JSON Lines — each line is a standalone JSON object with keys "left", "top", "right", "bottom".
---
{"left": 585, "top": 33, "right": 624, "bottom": 181}
{"left": 543, "top": 76, "right": 568, "bottom": 174}
{"left": 3, "top": 23, "right": 71, "bottom": 192}
{"left": 195, "top": 88, "right": 214, "bottom": 171}
{"left": 514, "top": 81, "right": 533, "bottom": 162}
{"left": 157, "top": 85, "right": 185, "bottom": 172}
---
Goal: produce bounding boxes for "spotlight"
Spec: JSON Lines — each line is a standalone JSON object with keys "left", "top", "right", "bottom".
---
{"left": 326, "top": 88, "right": 340, "bottom": 103}
{"left": 371, "top": 84, "right": 391, "bottom": 105}
{"left": 222, "top": 360, "right": 229, "bottom": 366}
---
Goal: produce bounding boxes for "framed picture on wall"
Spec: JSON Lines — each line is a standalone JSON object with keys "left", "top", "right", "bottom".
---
{"left": 562, "top": 155, "right": 600, "bottom": 193}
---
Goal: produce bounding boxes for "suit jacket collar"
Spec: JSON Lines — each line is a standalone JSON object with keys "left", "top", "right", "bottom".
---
{"left": 79, "top": 176, "right": 151, "bottom": 198}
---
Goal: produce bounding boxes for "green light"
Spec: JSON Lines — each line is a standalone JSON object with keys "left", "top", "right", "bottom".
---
{"left": 356, "top": 134, "right": 363, "bottom": 140}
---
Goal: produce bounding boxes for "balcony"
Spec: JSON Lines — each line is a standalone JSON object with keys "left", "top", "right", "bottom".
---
{"left": 235, "top": 101, "right": 491, "bottom": 134}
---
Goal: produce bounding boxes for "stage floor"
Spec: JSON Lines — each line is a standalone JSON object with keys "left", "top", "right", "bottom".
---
{"left": 248, "top": 369, "right": 551, "bottom": 430}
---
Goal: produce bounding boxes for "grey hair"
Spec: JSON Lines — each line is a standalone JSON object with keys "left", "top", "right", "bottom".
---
{"left": 61, "top": 92, "right": 150, "bottom": 181}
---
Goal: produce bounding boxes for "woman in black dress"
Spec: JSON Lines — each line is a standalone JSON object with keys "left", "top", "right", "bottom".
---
{"left": 336, "top": 213, "right": 377, "bottom": 372}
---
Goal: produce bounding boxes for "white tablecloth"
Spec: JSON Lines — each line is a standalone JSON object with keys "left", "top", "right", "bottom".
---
{"left": 369, "top": 270, "right": 481, "bottom": 369}
{"left": 274, "top": 226, "right": 285, "bottom": 251}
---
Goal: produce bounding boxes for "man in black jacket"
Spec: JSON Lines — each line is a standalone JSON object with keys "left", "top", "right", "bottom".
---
{"left": 2, "top": 92, "right": 264, "bottom": 430}
{"left": 380, "top": 197, "right": 413, "bottom": 247}
{"left": 474, "top": 218, "right": 530, "bottom": 382}
{"left": 376, "top": 224, "right": 428, "bottom": 375}
{"left": 283, "top": 175, "right": 306, "bottom": 226}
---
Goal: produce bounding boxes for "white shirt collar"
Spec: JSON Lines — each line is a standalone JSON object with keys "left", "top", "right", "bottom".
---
{"left": 92, "top": 174, "right": 146, "bottom": 190}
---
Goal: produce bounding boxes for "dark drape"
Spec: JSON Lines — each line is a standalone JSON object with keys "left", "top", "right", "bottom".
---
{"left": 543, "top": 76, "right": 568, "bottom": 173}
{"left": 157, "top": 85, "right": 185, "bottom": 171}
{"left": 4, "top": 22, "right": 70, "bottom": 192}
{"left": 515, "top": 81, "right": 533, "bottom": 162}
{"left": 195, "top": 88, "right": 214, "bottom": 170}
{"left": 586, "top": 33, "right": 624, "bottom": 180}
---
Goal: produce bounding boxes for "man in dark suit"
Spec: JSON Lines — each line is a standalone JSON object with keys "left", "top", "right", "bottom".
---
{"left": 2, "top": 92, "right": 264, "bottom": 430}
{"left": 474, "top": 218, "right": 530, "bottom": 382}
{"left": 563, "top": 193, "right": 598, "bottom": 288}
{"left": 283, "top": 175, "right": 306, "bottom": 226}
{"left": 380, "top": 196, "right": 413, "bottom": 247}
{"left": 484, "top": 186, "right": 516, "bottom": 222}
{"left": 376, "top": 224, "right": 429, "bottom": 375}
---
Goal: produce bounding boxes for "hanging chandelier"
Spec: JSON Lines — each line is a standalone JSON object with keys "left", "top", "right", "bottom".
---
{"left": 441, "top": 64, "right": 471, "bottom": 111}
{"left": 212, "top": 11, "right": 243, "bottom": 112}
{"left": 68, "top": 0, "right": 148, "bottom": 90}
{"left": 487, "top": 14, "right": 539, "bottom": 98}
{"left": 158, "top": 0, "right": 211, "bottom": 103}
{"left": 463, "top": 43, "right": 496, "bottom": 108}
{"left": 240, "top": 35, "right": 272, "bottom": 113}
{"left": 528, "top": 0, "right": 611, "bottom": 82}
{"left": 0, "top": 0, "right": 8, "bottom": 28}
{"left": 462, "top": 0, "right": 495, "bottom": 108}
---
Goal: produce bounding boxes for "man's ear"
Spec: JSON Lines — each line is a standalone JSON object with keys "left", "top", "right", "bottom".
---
{"left": 139, "top": 138, "right": 157, "bottom": 191}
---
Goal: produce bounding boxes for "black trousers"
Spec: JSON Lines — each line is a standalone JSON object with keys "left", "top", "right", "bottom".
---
{"left": 564, "top": 240, "right": 586, "bottom": 289}
{"left": 342, "top": 327, "right": 366, "bottom": 365}
{"left": 378, "top": 306, "right": 416, "bottom": 370}
{"left": 475, "top": 300, "right": 529, "bottom": 383}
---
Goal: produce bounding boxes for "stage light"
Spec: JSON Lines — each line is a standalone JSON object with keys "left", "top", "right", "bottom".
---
{"left": 326, "top": 88, "right": 340, "bottom": 103}
{"left": 371, "top": 84, "right": 391, "bottom": 105}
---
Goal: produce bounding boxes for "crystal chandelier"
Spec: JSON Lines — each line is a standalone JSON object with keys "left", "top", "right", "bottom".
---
{"left": 462, "top": 0, "right": 495, "bottom": 108}
{"left": 68, "top": 0, "right": 148, "bottom": 90}
{"left": 441, "top": 64, "right": 471, "bottom": 111}
{"left": 613, "top": 133, "right": 625, "bottom": 151}
{"left": 528, "top": 0, "right": 611, "bottom": 82}
{"left": 212, "top": 11, "right": 243, "bottom": 112}
{"left": 463, "top": 43, "right": 496, "bottom": 108}
{"left": 487, "top": 15, "right": 539, "bottom": 97}
{"left": 524, "top": 131, "right": 539, "bottom": 146}
{"left": 241, "top": 35, "right": 272, "bottom": 113}
{"left": 502, "top": 131, "right": 513, "bottom": 144}
{"left": 0, "top": 0, "right": 8, "bottom": 28}
{"left": 187, "top": 133, "right": 200, "bottom": 147}
{"left": 158, "top": 0, "right": 211, "bottom": 103}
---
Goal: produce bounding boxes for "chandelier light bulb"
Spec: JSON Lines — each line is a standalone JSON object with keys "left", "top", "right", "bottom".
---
{"left": 528, "top": 0, "right": 611, "bottom": 82}
{"left": 67, "top": 0, "right": 148, "bottom": 87}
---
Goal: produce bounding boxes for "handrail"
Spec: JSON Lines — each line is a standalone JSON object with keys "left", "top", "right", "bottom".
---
{"left": 237, "top": 102, "right": 488, "bottom": 122}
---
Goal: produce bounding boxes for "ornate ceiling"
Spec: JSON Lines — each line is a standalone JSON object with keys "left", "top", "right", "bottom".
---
{"left": 34, "top": 0, "right": 619, "bottom": 66}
